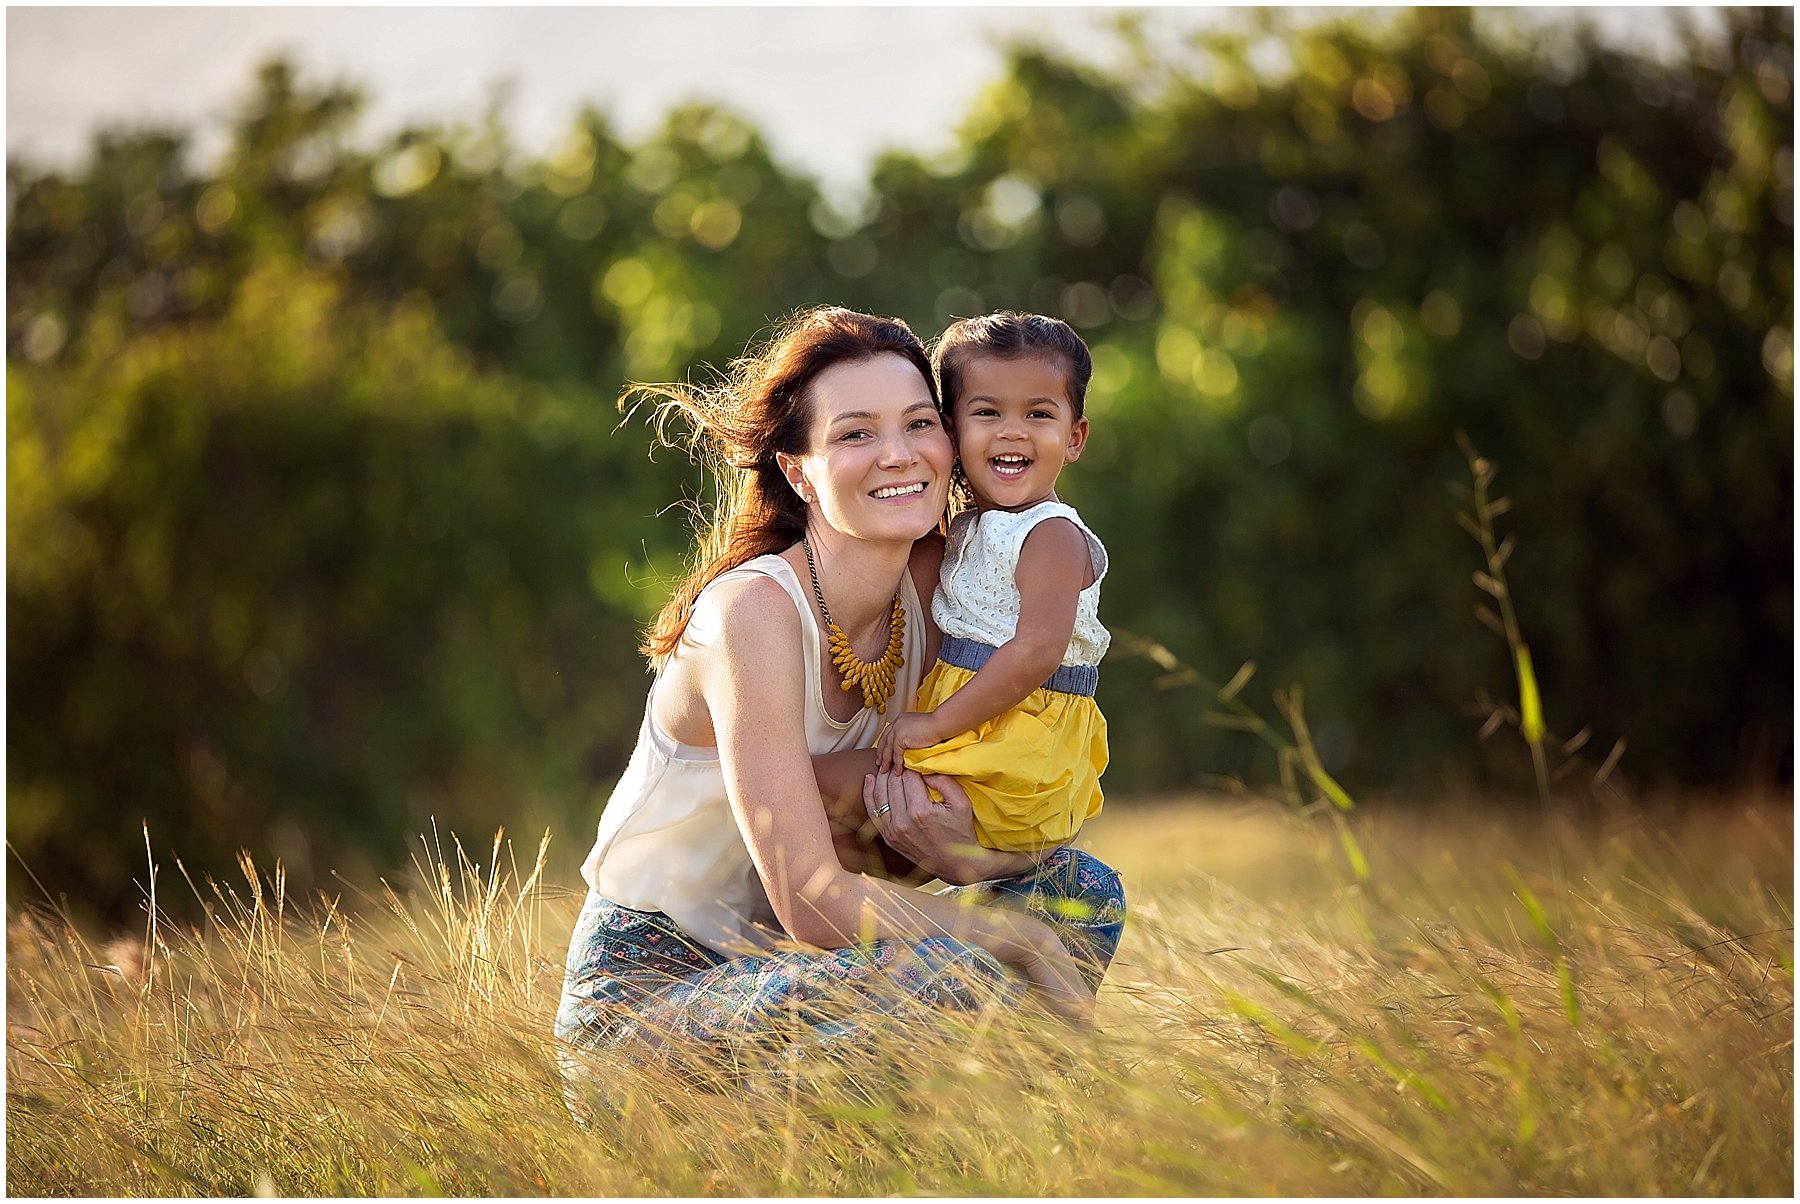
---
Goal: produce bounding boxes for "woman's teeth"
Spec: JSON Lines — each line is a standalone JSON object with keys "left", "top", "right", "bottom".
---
{"left": 872, "top": 482, "right": 926, "bottom": 499}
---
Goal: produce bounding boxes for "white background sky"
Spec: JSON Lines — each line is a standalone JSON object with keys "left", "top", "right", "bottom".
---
{"left": 7, "top": 6, "right": 1717, "bottom": 198}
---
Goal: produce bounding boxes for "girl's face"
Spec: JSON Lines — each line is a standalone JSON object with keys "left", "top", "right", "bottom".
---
{"left": 950, "top": 354, "right": 1089, "bottom": 513}
{"left": 777, "top": 353, "right": 953, "bottom": 545}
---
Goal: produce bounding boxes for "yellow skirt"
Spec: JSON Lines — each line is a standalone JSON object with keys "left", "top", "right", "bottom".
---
{"left": 901, "top": 659, "right": 1108, "bottom": 854}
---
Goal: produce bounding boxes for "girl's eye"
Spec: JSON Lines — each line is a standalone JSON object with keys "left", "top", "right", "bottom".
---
{"left": 1029, "top": 409, "right": 1054, "bottom": 420}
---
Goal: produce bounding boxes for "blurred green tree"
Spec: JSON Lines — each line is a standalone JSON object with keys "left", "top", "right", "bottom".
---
{"left": 7, "top": 8, "right": 1791, "bottom": 920}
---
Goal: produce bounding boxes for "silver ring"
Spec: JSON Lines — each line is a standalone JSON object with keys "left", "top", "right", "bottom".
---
{"left": 873, "top": 803, "right": 892, "bottom": 818}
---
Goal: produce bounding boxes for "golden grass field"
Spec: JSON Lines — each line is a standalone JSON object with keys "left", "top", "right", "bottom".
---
{"left": 6, "top": 792, "right": 1793, "bottom": 1196}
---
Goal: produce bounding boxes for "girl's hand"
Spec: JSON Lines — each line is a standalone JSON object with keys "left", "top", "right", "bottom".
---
{"left": 874, "top": 710, "right": 945, "bottom": 774}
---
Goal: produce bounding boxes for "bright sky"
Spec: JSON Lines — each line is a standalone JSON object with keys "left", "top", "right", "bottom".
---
{"left": 7, "top": 6, "right": 1718, "bottom": 200}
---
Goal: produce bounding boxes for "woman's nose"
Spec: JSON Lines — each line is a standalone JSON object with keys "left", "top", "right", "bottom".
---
{"left": 877, "top": 428, "right": 918, "bottom": 465}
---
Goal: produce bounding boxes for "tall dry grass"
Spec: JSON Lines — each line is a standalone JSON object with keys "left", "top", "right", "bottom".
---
{"left": 7, "top": 796, "right": 1791, "bottom": 1196}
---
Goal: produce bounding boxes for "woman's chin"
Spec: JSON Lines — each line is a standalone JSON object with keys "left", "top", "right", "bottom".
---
{"left": 846, "top": 497, "right": 945, "bottom": 543}
{"left": 847, "top": 515, "right": 941, "bottom": 545}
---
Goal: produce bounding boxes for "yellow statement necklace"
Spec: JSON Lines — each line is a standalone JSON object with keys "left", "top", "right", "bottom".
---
{"left": 801, "top": 535, "right": 905, "bottom": 714}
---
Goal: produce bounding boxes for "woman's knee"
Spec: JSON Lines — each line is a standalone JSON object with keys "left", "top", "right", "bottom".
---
{"left": 901, "top": 936, "right": 1012, "bottom": 1009}
{"left": 1038, "top": 848, "right": 1127, "bottom": 917}
{"left": 553, "top": 991, "right": 596, "bottom": 1047}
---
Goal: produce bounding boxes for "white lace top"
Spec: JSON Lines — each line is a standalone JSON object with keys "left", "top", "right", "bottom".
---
{"left": 932, "top": 501, "right": 1110, "bottom": 668}
{"left": 579, "top": 554, "right": 931, "bottom": 956}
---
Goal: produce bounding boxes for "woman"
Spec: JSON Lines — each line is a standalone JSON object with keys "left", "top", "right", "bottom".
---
{"left": 554, "top": 306, "right": 1126, "bottom": 1064}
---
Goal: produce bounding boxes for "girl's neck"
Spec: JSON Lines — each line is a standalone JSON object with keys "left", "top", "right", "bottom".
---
{"left": 975, "top": 487, "right": 1059, "bottom": 515}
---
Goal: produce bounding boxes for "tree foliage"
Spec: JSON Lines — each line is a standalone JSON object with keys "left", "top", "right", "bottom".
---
{"left": 7, "top": 9, "right": 1791, "bottom": 919}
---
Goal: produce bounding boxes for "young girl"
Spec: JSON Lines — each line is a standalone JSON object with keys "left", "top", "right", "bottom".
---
{"left": 873, "top": 312, "right": 1110, "bottom": 855}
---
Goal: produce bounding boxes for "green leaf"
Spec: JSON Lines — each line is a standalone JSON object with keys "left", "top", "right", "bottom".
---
{"left": 1514, "top": 647, "right": 1545, "bottom": 746}
{"left": 1504, "top": 864, "right": 1557, "bottom": 946}
{"left": 1554, "top": 956, "right": 1582, "bottom": 1027}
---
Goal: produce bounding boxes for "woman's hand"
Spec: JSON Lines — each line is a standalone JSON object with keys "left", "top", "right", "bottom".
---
{"left": 1015, "top": 931, "right": 1097, "bottom": 1028}
{"left": 862, "top": 769, "right": 1033, "bottom": 885}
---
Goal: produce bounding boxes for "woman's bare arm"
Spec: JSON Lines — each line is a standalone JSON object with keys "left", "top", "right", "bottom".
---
{"left": 701, "top": 573, "right": 1090, "bottom": 1022}
{"left": 815, "top": 747, "right": 922, "bottom": 878}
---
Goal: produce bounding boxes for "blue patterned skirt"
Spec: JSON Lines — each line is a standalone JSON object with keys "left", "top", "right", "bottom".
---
{"left": 554, "top": 847, "right": 1126, "bottom": 1057}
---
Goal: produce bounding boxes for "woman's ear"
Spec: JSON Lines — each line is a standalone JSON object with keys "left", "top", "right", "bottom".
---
{"left": 775, "top": 451, "right": 814, "bottom": 504}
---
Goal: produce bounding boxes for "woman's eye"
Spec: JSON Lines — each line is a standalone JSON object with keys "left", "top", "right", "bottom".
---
{"left": 908, "top": 417, "right": 939, "bottom": 431}
{"left": 838, "top": 429, "right": 870, "bottom": 442}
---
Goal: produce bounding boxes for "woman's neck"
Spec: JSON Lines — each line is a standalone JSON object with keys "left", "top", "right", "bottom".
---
{"left": 790, "top": 526, "right": 911, "bottom": 637}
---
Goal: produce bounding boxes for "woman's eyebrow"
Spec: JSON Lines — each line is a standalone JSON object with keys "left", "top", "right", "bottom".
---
{"left": 827, "top": 401, "right": 937, "bottom": 426}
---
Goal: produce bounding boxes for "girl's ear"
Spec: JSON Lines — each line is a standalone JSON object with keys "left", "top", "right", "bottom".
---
{"left": 775, "top": 451, "right": 814, "bottom": 504}
{"left": 1064, "top": 416, "right": 1091, "bottom": 463}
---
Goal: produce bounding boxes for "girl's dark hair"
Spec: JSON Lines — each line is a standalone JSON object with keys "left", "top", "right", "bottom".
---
{"left": 931, "top": 311, "right": 1093, "bottom": 420}
{"left": 629, "top": 306, "right": 937, "bottom": 665}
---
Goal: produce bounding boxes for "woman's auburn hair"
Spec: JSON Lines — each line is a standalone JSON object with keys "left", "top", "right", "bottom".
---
{"left": 629, "top": 305, "right": 938, "bottom": 666}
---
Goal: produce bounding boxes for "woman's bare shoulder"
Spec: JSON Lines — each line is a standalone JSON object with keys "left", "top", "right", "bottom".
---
{"left": 657, "top": 571, "right": 801, "bottom": 745}
{"left": 702, "top": 570, "right": 803, "bottom": 652}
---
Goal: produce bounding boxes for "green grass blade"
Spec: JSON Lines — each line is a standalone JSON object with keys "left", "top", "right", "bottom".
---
{"left": 1331, "top": 812, "right": 1370, "bottom": 881}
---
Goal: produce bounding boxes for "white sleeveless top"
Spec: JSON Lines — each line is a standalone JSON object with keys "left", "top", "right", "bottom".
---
{"left": 933, "top": 502, "right": 1110, "bottom": 668}
{"left": 578, "top": 553, "right": 931, "bottom": 957}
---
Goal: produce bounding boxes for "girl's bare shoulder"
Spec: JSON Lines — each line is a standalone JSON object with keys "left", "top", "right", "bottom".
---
{"left": 1017, "top": 516, "right": 1098, "bottom": 589}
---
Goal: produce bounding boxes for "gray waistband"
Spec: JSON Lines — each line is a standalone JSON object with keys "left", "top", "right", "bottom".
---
{"left": 938, "top": 634, "right": 1099, "bottom": 697}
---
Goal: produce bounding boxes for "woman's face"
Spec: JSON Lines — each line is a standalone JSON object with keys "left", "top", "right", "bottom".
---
{"left": 781, "top": 353, "right": 952, "bottom": 545}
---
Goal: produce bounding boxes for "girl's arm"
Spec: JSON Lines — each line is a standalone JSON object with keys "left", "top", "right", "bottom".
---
{"left": 875, "top": 517, "right": 1092, "bottom": 771}
{"left": 705, "top": 573, "right": 1092, "bottom": 1023}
